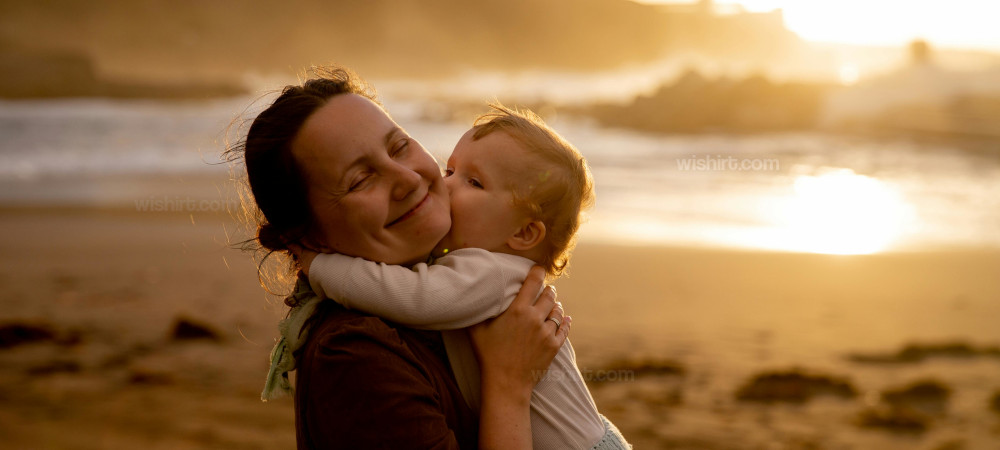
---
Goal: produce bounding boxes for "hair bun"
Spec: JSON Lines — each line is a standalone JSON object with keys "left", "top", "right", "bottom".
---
{"left": 257, "top": 222, "right": 288, "bottom": 252}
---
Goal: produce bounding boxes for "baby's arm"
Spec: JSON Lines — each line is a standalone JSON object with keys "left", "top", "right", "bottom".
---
{"left": 308, "top": 248, "right": 528, "bottom": 330}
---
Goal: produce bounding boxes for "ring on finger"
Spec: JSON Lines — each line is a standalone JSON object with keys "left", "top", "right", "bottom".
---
{"left": 545, "top": 317, "right": 562, "bottom": 328}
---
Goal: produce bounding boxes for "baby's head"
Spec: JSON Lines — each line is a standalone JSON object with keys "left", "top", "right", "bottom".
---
{"left": 435, "top": 103, "right": 595, "bottom": 277}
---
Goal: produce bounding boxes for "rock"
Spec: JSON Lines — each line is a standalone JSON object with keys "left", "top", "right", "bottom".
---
{"left": 847, "top": 341, "right": 1000, "bottom": 364}
{"left": 575, "top": 69, "right": 831, "bottom": 134}
{"left": 735, "top": 369, "right": 857, "bottom": 403}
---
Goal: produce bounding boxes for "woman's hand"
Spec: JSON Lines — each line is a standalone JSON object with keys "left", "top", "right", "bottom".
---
{"left": 469, "top": 265, "right": 571, "bottom": 449}
{"left": 288, "top": 243, "right": 319, "bottom": 276}
{"left": 470, "top": 265, "right": 570, "bottom": 394}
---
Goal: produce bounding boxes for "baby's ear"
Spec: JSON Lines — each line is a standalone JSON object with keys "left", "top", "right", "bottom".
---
{"left": 508, "top": 220, "right": 546, "bottom": 251}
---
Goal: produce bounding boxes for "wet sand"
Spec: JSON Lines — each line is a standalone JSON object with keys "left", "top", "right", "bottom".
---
{"left": 1, "top": 207, "right": 998, "bottom": 449}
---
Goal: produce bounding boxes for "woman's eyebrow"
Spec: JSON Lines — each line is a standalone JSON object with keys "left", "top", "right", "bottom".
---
{"left": 383, "top": 127, "right": 404, "bottom": 148}
{"left": 336, "top": 128, "right": 403, "bottom": 185}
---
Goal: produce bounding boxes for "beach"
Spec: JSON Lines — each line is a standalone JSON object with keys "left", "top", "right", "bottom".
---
{"left": 3, "top": 206, "right": 998, "bottom": 449}
{"left": 4, "top": 1, "right": 1000, "bottom": 447}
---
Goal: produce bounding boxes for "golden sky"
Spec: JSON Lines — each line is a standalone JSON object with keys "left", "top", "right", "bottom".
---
{"left": 642, "top": 0, "right": 1000, "bottom": 51}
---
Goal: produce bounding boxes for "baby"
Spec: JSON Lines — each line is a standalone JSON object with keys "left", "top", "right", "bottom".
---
{"left": 298, "top": 104, "right": 627, "bottom": 449}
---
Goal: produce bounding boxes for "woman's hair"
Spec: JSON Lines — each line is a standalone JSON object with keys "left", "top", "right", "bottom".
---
{"left": 226, "top": 66, "right": 378, "bottom": 254}
{"left": 224, "top": 67, "right": 377, "bottom": 298}
{"left": 471, "top": 103, "right": 595, "bottom": 278}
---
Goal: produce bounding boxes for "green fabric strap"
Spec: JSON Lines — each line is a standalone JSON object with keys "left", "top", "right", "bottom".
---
{"left": 261, "top": 276, "right": 321, "bottom": 402}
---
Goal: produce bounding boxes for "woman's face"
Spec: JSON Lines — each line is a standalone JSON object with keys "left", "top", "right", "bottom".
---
{"left": 292, "top": 94, "right": 451, "bottom": 265}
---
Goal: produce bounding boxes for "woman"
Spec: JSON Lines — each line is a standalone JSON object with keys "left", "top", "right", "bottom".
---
{"left": 230, "top": 66, "right": 569, "bottom": 449}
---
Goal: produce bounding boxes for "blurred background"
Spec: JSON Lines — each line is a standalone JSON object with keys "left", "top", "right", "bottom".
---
{"left": 1, "top": 1, "right": 999, "bottom": 448}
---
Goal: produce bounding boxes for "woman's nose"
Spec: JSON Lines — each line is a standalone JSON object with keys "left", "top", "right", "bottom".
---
{"left": 389, "top": 161, "right": 422, "bottom": 201}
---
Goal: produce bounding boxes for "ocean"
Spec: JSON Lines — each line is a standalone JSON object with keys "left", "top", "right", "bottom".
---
{"left": 1, "top": 90, "right": 998, "bottom": 254}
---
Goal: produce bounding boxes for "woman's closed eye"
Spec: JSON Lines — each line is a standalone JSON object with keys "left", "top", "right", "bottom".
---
{"left": 348, "top": 172, "right": 372, "bottom": 192}
{"left": 390, "top": 139, "right": 409, "bottom": 157}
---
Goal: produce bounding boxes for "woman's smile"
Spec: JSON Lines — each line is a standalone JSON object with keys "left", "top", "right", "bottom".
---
{"left": 387, "top": 189, "right": 431, "bottom": 227}
{"left": 292, "top": 93, "right": 451, "bottom": 265}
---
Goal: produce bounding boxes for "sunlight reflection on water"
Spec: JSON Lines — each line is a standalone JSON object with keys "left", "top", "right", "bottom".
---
{"left": 1, "top": 97, "right": 998, "bottom": 254}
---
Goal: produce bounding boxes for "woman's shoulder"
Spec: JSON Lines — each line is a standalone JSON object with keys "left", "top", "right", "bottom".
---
{"left": 301, "top": 300, "right": 452, "bottom": 370}
{"left": 306, "top": 300, "right": 411, "bottom": 352}
{"left": 294, "top": 303, "right": 476, "bottom": 449}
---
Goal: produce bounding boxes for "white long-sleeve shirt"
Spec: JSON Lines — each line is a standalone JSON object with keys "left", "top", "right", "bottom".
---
{"left": 308, "top": 248, "right": 606, "bottom": 449}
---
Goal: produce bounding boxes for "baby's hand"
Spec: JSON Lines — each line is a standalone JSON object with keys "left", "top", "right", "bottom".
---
{"left": 288, "top": 243, "right": 318, "bottom": 276}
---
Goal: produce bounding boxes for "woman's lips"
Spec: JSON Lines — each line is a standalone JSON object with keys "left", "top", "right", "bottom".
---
{"left": 387, "top": 192, "right": 429, "bottom": 227}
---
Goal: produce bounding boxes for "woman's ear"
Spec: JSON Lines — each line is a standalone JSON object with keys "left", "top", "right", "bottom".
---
{"left": 508, "top": 220, "right": 546, "bottom": 251}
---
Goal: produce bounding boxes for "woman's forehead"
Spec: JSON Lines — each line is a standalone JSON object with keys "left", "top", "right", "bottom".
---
{"left": 293, "top": 94, "right": 395, "bottom": 171}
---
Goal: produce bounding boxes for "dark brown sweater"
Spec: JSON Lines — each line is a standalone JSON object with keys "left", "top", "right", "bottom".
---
{"left": 295, "top": 301, "right": 479, "bottom": 449}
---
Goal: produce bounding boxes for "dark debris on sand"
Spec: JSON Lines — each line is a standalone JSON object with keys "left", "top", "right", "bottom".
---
{"left": 26, "top": 360, "right": 83, "bottom": 376}
{"left": 169, "top": 317, "right": 224, "bottom": 342}
{"left": 881, "top": 379, "right": 951, "bottom": 416}
{"left": 856, "top": 405, "right": 932, "bottom": 434}
{"left": 854, "top": 379, "right": 953, "bottom": 434}
{"left": 589, "top": 357, "right": 685, "bottom": 385}
{"left": 990, "top": 391, "right": 1000, "bottom": 414}
{"left": 127, "top": 368, "right": 176, "bottom": 386}
{"left": 735, "top": 369, "right": 858, "bottom": 403}
{"left": 0, "top": 322, "right": 57, "bottom": 349}
{"left": 847, "top": 341, "right": 1000, "bottom": 365}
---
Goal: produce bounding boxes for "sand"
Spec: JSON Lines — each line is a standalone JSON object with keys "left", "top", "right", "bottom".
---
{"left": 1, "top": 206, "right": 998, "bottom": 449}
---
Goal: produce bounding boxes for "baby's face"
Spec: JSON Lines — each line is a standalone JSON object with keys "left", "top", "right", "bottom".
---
{"left": 434, "top": 129, "right": 532, "bottom": 256}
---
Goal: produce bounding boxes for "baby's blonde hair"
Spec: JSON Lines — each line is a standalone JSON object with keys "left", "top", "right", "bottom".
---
{"left": 471, "top": 103, "right": 595, "bottom": 278}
